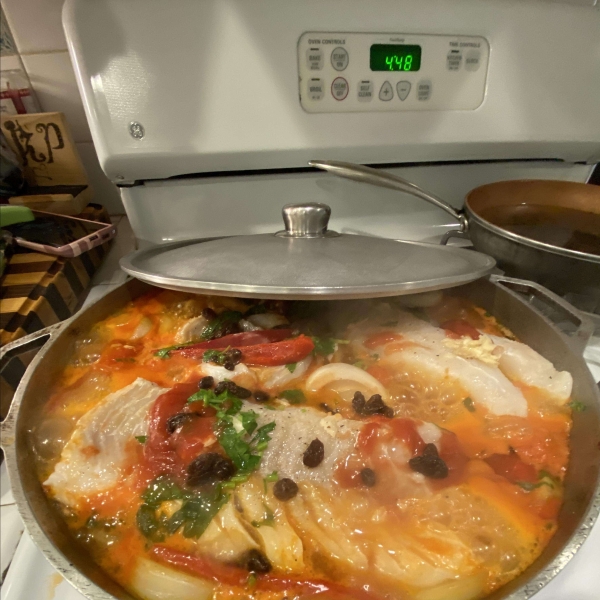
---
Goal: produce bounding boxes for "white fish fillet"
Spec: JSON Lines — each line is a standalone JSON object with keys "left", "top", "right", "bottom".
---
{"left": 249, "top": 403, "right": 362, "bottom": 485}
{"left": 45, "top": 378, "right": 168, "bottom": 506}
{"left": 386, "top": 346, "right": 528, "bottom": 417}
{"left": 490, "top": 335, "right": 573, "bottom": 403}
{"left": 351, "top": 310, "right": 529, "bottom": 417}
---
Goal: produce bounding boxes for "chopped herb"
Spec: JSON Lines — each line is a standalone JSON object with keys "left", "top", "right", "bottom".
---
{"left": 247, "top": 572, "right": 258, "bottom": 588}
{"left": 136, "top": 476, "right": 228, "bottom": 541}
{"left": 280, "top": 389, "right": 306, "bottom": 404}
{"left": 353, "top": 360, "right": 367, "bottom": 370}
{"left": 263, "top": 471, "right": 278, "bottom": 492}
{"left": 135, "top": 435, "right": 147, "bottom": 444}
{"left": 200, "top": 310, "right": 243, "bottom": 341}
{"left": 154, "top": 341, "right": 195, "bottom": 359}
{"left": 516, "top": 480, "right": 554, "bottom": 492}
{"left": 568, "top": 400, "right": 587, "bottom": 412}
{"left": 463, "top": 397, "right": 476, "bottom": 412}
{"left": 332, "top": 338, "right": 350, "bottom": 345}
{"left": 371, "top": 353, "right": 379, "bottom": 360}
{"left": 203, "top": 349, "right": 228, "bottom": 365}
{"left": 286, "top": 362, "right": 297, "bottom": 373}
{"left": 311, "top": 336, "right": 337, "bottom": 357}
{"left": 251, "top": 505, "right": 275, "bottom": 528}
{"left": 240, "top": 410, "right": 258, "bottom": 435}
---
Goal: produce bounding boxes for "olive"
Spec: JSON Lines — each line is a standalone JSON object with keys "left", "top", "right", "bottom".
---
{"left": 360, "top": 468, "right": 377, "bottom": 487}
{"left": 243, "top": 549, "right": 272, "bottom": 573}
{"left": 408, "top": 443, "right": 448, "bottom": 479}
{"left": 253, "top": 390, "right": 270, "bottom": 403}
{"left": 303, "top": 438, "right": 325, "bottom": 468}
{"left": 186, "top": 452, "right": 235, "bottom": 486}
{"left": 198, "top": 376, "right": 214, "bottom": 389}
{"left": 273, "top": 478, "right": 299, "bottom": 501}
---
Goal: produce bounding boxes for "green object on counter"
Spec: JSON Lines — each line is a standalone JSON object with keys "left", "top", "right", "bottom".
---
{"left": 0, "top": 205, "right": 35, "bottom": 227}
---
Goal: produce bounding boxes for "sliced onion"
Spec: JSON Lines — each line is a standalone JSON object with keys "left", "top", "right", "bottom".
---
{"left": 130, "top": 557, "right": 214, "bottom": 600}
{"left": 131, "top": 317, "right": 153, "bottom": 340}
{"left": 306, "top": 363, "right": 388, "bottom": 401}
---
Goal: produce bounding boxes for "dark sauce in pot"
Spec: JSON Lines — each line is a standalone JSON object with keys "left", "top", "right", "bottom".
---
{"left": 479, "top": 204, "right": 600, "bottom": 256}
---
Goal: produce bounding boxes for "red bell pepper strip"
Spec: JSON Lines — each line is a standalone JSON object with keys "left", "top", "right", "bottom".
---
{"left": 441, "top": 319, "right": 481, "bottom": 340}
{"left": 485, "top": 451, "right": 537, "bottom": 484}
{"left": 240, "top": 335, "right": 314, "bottom": 366}
{"left": 150, "top": 546, "right": 380, "bottom": 599}
{"left": 174, "top": 329, "right": 293, "bottom": 358}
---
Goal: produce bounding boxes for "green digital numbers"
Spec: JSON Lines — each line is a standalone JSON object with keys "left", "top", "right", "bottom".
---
{"left": 384, "top": 54, "right": 414, "bottom": 71}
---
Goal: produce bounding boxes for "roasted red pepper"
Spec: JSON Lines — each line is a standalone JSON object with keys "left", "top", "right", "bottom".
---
{"left": 175, "top": 329, "right": 293, "bottom": 357}
{"left": 239, "top": 335, "right": 314, "bottom": 366}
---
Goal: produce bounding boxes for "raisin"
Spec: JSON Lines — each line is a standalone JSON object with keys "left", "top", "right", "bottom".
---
{"left": 320, "top": 403, "right": 338, "bottom": 414}
{"left": 364, "top": 394, "right": 385, "bottom": 414}
{"left": 360, "top": 468, "right": 377, "bottom": 487}
{"left": 352, "top": 391, "right": 366, "bottom": 414}
{"left": 166, "top": 412, "right": 199, "bottom": 434}
{"left": 199, "top": 376, "right": 214, "bottom": 389}
{"left": 214, "top": 380, "right": 251, "bottom": 399}
{"left": 273, "top": 478, "right": 299, "bottom": 501}
{"left": 253, "top": 390, "right": 270, "bottom": 403}
{"left": 303, "top": 438, "right": 325, "bottom": 468}
{"left": 244, "top": 549, "right": 272, "bottom": 573}
{"left": 408, "top": 443, "right": 448, "bottom": 479}
{"left": 186, "top": 453, "right": 235, "bottom": 486}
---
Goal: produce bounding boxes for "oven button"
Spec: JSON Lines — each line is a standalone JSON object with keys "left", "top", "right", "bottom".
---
{"left": 331, "top": 77, "right": 349, "bottom": 100}
{"left": 417, "top": 80, "right": 432, "bottom": 101}
{"left": 447, "top": 49, "right": 462, "bottom": 71}
{"left": 331, "top": 47, "right": 349, "bottom": 71}
{"left": 379, "top": 81, "right": 394, "bottom": 101}
{"left": 306, "top": 47, "right": 324, "bottom": 71}
{"left": 357, "top": 80, "right": 374, "bottom": 102}
{"left": 465, "top": 50, "right": 481, "bottom": 72}
{"left": 396, "top": 81, "right": 411, "bottom": 101}
{"left": 307, "top": 78, "right": 325, "bottom": 101}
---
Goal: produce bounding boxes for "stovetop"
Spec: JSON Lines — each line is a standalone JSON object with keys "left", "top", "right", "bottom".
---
{"left": 1, "top": 215, "right": 599, "bottom": 600}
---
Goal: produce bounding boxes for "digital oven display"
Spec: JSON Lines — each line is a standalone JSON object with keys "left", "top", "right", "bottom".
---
{"left": 370, "top": 44, "right": 422, "bottom": 71}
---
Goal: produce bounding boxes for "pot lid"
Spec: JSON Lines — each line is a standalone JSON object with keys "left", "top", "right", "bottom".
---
{"left": 120, "top": 204, "right": 495, "bottom": 299}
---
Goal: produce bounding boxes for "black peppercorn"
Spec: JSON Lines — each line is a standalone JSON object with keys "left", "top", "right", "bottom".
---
{"left": 360, "top": 467, "right": 377, "bottom": 487}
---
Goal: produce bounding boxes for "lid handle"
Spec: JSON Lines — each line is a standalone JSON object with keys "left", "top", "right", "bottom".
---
{"left": 278, "top": 203, "right": 338, "bottom": 238}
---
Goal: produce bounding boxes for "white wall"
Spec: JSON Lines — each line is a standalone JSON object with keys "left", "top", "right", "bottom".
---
{"left": 0, "top": 0, "right": 124, "bottom": 214}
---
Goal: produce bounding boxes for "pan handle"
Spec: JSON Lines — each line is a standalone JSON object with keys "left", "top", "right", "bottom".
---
{"left": 491, "top": 275, "right": 594, "bottom": 354}
{"left": 0, "top": 323, "right": 63, "bottom": 425}
{"left": 308, "top": 160, "right": 468, "bottom": 232}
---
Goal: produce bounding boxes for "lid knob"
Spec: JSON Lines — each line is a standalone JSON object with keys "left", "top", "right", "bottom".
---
{"left": 278, "top": 203, "right": 338, "bottom": 238}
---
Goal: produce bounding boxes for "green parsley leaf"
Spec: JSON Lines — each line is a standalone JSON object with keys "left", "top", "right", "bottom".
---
{"left": 516, "top": 480, "right": 554, "bottom": 492}
{"left": 240, "top": 410, "right": 258, "bottom": 435}
{"left": 154, "top": 341, "right": 195, "bottom": 359}
{"left": 353, "top": 360, "right": 367, "bottom": 370}
{"left": 280, "top": 389, "right": 306, "bottom": 404}
{"left": 202, "top": 349, "right": 228, "bottom": 365}
{"left": 286, "top": 362, "right": 297, "bottom": 373}
{"left": 311, "top": 336, "right": 336, "bottom": 357}
{"left": 263, "top": 470, "right": 278, "bottom": 492}
{"left": 463, "top": 397, "right": 476, "bottom": 412}
{"left": 135, "top": 435, "right": 147, "bottom": 444}
{"left": 251, "top": 505, "right": 275, "bottom": 528}
{"left": 141, "top": 475, "right": 184, "bottom": 507}
{"left": 568, "top": 400, "right": 587, "bottom": 412}
{"left": 247, "top": 572, "right": 258, "bottom": 588}
{"left": 200, "top": 311, "right": 243, "bottom": 341}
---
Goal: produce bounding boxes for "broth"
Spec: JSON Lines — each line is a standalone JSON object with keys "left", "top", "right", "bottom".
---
{"left": 478, "top": 204, "right": 600, "bottom": 256}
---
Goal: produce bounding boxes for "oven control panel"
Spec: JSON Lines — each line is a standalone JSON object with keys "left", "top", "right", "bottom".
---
{"left": 298, "top": 32, "right": 489, "bottom": 113}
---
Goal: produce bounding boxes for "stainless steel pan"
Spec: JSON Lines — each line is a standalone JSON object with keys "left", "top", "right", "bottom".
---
{"left": 309, "top": 161, "right": 600, "bottom": 304}
{"left": 1, "top": 276, "right": 599, "bottom": 600}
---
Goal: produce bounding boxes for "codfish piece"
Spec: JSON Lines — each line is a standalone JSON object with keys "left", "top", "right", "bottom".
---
{"left": 490, "top": 335, "right": 573, "bottom": 403}
{"left": 386, "top": 347, "right": 528, "bottom": 417}
{"left": 235, "top": 478, "right": 304, "bottom": 572}
{"left": 249, "top": 403, "right": 362, "bottom": 485}
{"left": 45, "top": 378, "right": 168, "bottom": 507}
